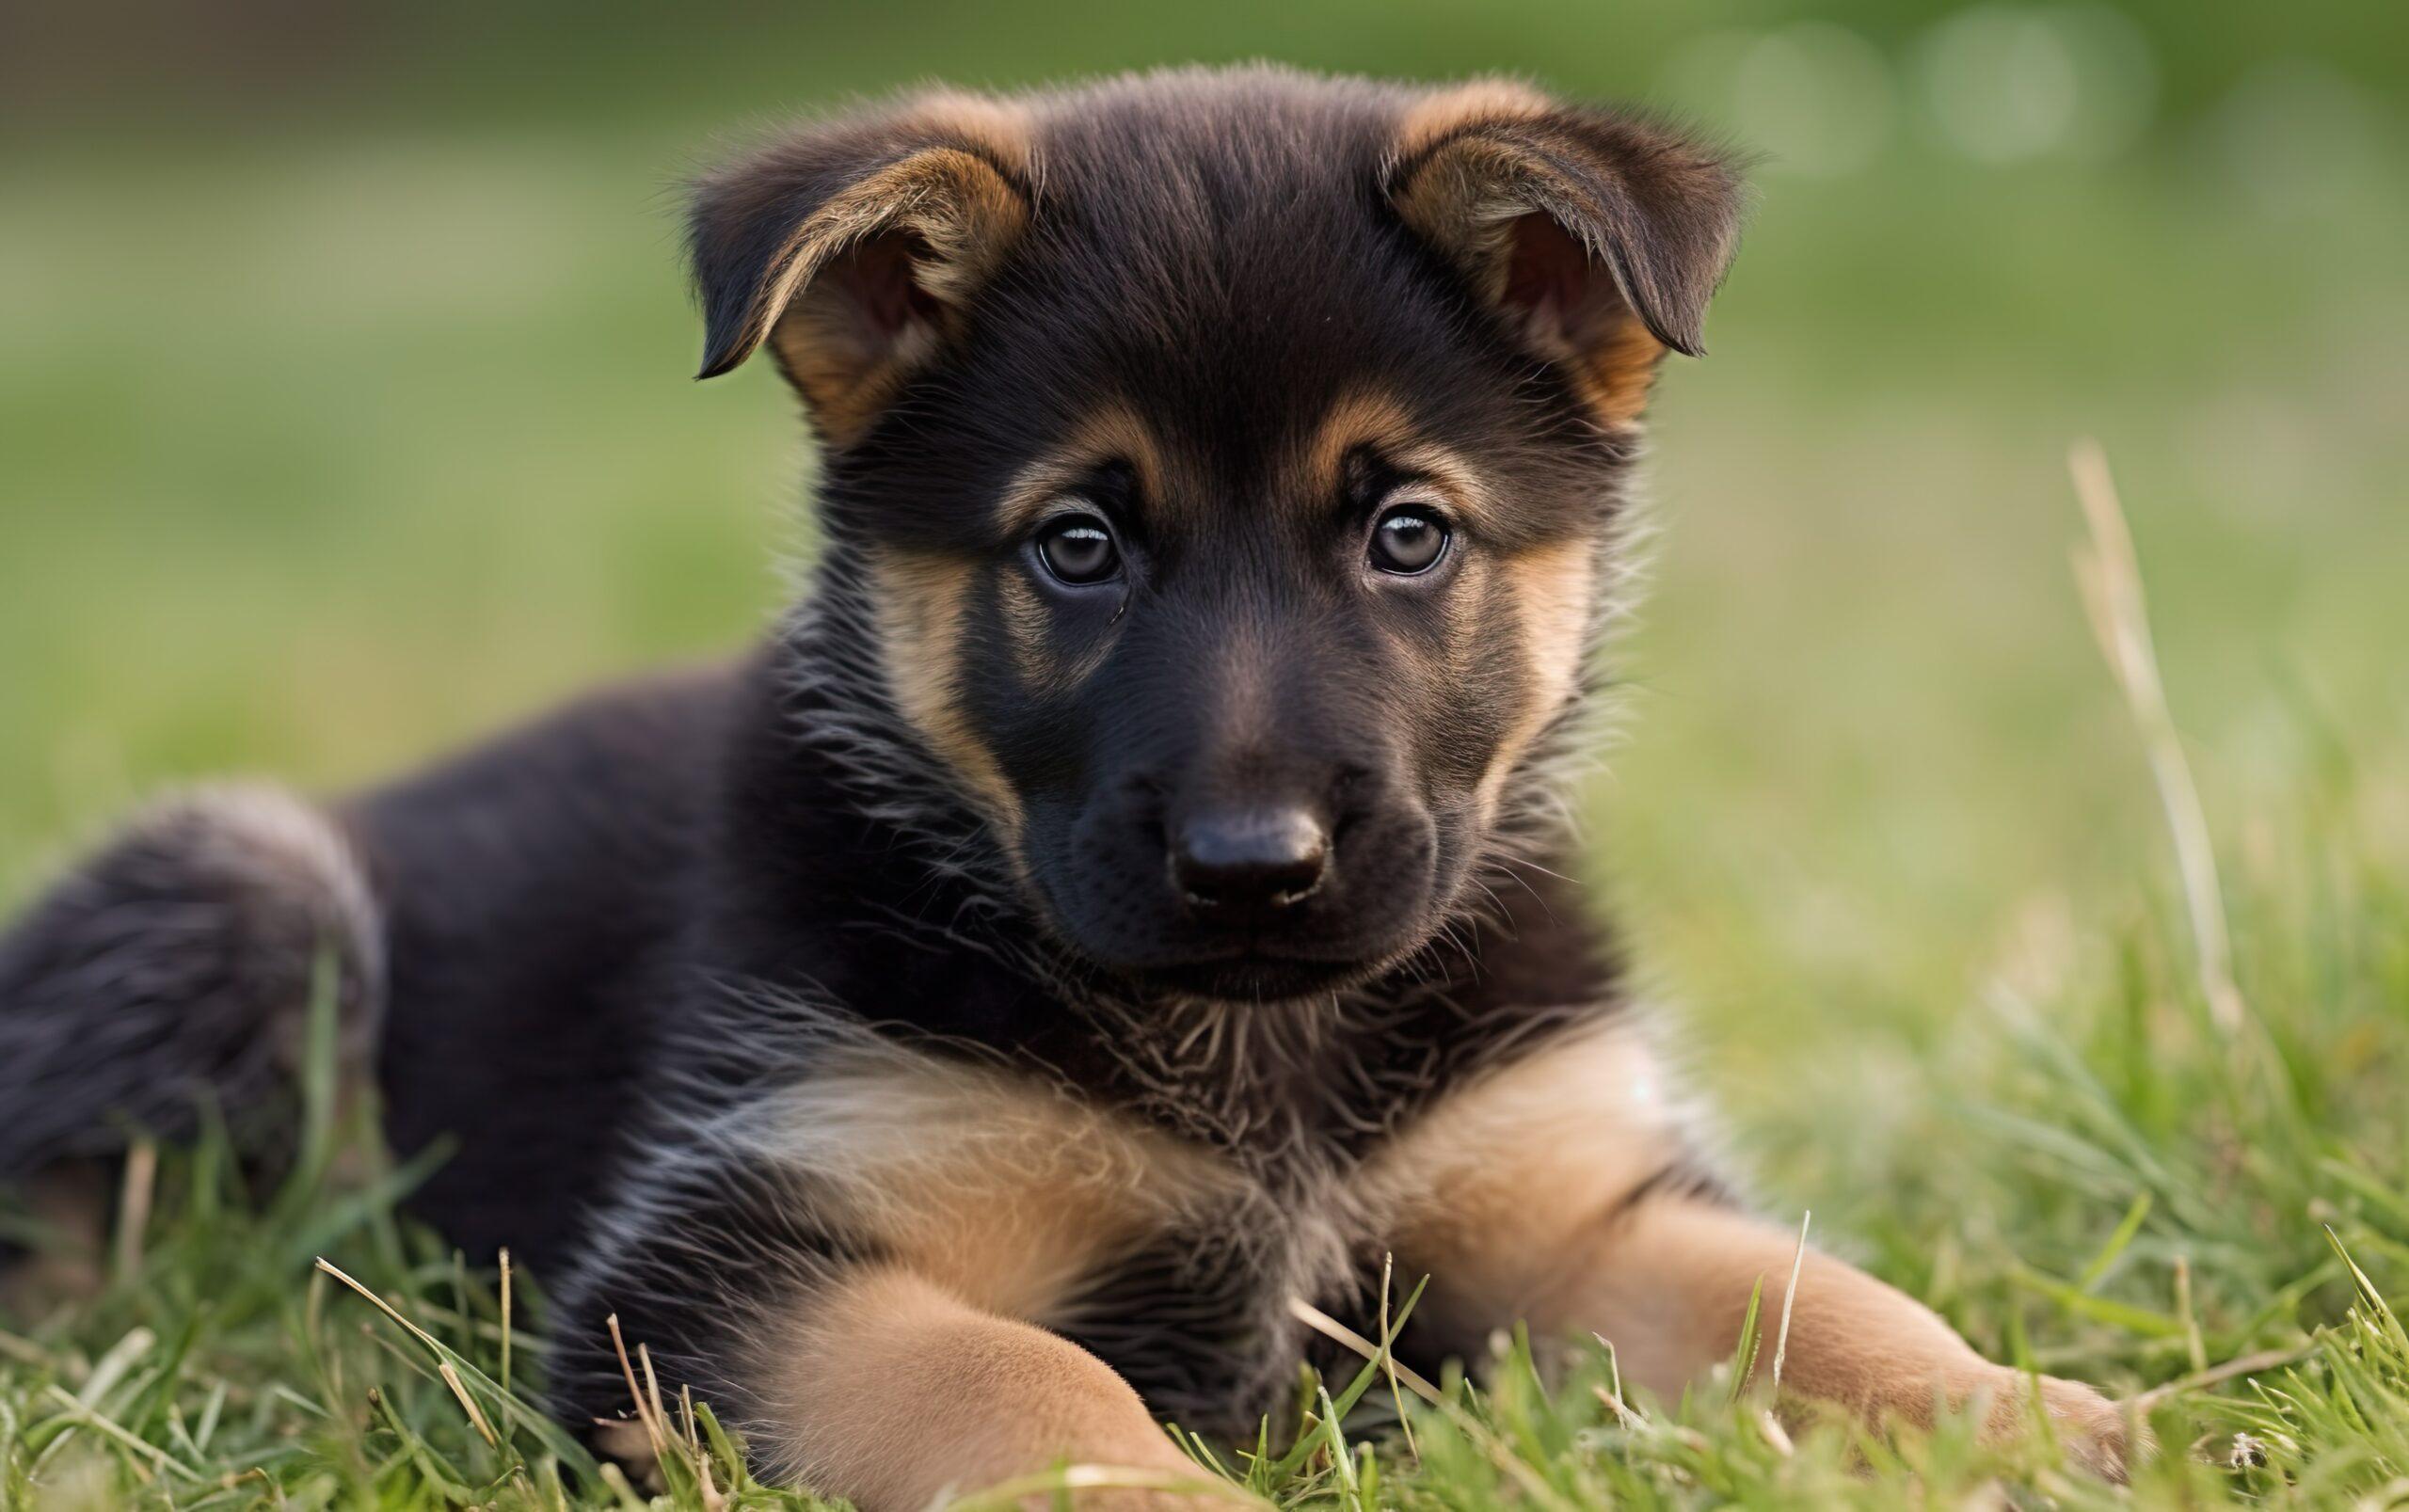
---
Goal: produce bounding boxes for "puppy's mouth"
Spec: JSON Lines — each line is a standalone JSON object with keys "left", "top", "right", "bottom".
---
{"left": 1090, "top": 916, "right": 1449, "bottom": 1002}
{"left": 1128, "top": 950, "right": 1378, "bottom": 1002}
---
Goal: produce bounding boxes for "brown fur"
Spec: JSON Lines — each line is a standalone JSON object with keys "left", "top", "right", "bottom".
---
{"left": 1536, "top": 1196, "right": 2133, "bottom": 1475}
{"left": 1478, "top": 535, "right": 1596, "bottom": 815}
{"left": 1391, "top": 77, "right": 1554, "bottom": 161}
{"left": 1368, "top": 1023, "right": 1681, "bottom": 1329}
{"left": 1569, "top": 310, "right": 1671, "bottom": 428}
{"left": 1290, "top": 390, "right": 1502, "bottom": 536}
{"left": 986, "top": 404, "right": 1173, "bottom": 692}
{"left": 753, "top": 1266, "right": 1214, "bottom": 1507}
{"left": 708, "top": 1019, "right": 2134, "bottom": 1498}
{"left": 1368, "top": 1023, "right": 2137, "bottom": 1477}
{"left": 738, "top": 1042, "right": 1239, "bottom": 1322}
{"left": 766, "top": 145, "right": 1031, "bottom": 443}
{"left": 869, "top": 546, "right": 1029, "bottom": 843}
{"left": 992, "top": 404, "right": 1173, "bottom": 540}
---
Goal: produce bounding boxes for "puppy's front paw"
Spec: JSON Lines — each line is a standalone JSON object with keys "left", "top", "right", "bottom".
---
{"left": 1991, "top": 1371, "right": 2144, "bottom": 1483}
{"left": 959, "top": 1464, "right": 1235, "bottom": 1511}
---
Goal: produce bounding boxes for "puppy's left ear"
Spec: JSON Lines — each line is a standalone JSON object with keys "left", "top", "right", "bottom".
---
{"left": 689, "top": 91, "right": 1035, "bottom": 443}
{"left": 1387, "top": 82, "right": 1746, "bottom": 426}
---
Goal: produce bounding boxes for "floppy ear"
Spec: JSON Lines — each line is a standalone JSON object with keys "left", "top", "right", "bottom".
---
{"left": 1386, "top": 82, "right": 1745, "bottom": 426}
{"left": 689, "top": 92, "right": 1035, "bottom": 442}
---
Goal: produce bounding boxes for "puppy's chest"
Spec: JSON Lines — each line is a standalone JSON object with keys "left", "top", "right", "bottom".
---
{"left": 743, "top": 1042, "right": 1421, "bottom": 1430}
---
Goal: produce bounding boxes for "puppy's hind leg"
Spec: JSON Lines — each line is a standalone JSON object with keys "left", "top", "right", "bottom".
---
{"left": 0, "top": 786, "right": 383, "bottom": 1181}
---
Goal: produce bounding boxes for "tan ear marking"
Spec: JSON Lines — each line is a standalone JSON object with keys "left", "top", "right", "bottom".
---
{"left": 1570, "top": 313, "right": 1669, "bottom": 429}
{"left": 689, "top": 91, "right": 1037, "bottom": 442}
{"left": 905, "top": 88, "right": 1038, "bottom": 177}
{"left": 1386, "top": 88, "right": 1744, "bottom": 427}
{"left": 1393, "top": 77, "right": 1555, "bottom": 164}
{"left": 704, "top": 143, "right": 1030, "bottom": 382}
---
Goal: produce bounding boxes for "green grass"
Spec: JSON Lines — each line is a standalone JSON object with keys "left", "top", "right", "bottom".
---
{"left": 4, "top": 4, "right": 2408, "bottom": 1504}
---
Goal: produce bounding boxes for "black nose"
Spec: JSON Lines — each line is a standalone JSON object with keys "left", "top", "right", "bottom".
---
{"left": 1171, "top": 805, "right": 1330, "bottom": 915}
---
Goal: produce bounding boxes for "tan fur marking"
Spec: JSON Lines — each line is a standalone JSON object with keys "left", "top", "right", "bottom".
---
{"left": 1524, "top": 1198, "right": 2135, "bottom": 1474}
{"left": 1394, "top": 78, "right": 1554, "bottom": 163}
{"left": 987, "top": 403, "right": 1168, "bottom": 690}
{"left": 870, "top": 406, "right": 1170, "bottom": 800}
{"left": 869, "top": 547, "right": 1027, "bottom": 843}
{"left": 1376, "top": 1026, "right": 2134, "bottom": 1476}
{"left": 910, "top": 88, "right": 1037, "bottom": 175}
{"left": 1509, "top": 537, "right": 1595, "bottom": 704}
{"left": 1389, "top": 97, "right": 1674, "bottom": 431}
{"left": 1293, "top": 390, "right": 1501, "bottom": 534}
{"left": 1571, "top": 318, "right": 1668, "bottom": 428}
{"left": 1369, "top": 1022, "right": 1678, "bottom": 1330}
{"left": 1476, "top": 536, "right": 1595, "bottom": 816}
{"left": 993, "top": 402, "right": 1171, "bottom": 539}
{"left": 753, "top": 1265, "right": 1205, "bottom": 1508}
{"left": 746, "top": 118, "right": 1029, "bottom": 443}
{"left": 995, "top": 570, "right": 1058, "bottom": 690}
{"left": 745, "top": 1044, "right": 1241, "bottom": 1321}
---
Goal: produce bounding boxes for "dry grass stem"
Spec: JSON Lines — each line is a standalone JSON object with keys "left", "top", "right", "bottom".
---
{"left": 2069, "top": 438, "right": 2248, "bottom": 1034}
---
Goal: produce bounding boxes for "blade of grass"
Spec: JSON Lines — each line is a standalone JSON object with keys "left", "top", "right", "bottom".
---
{"left": 2069, "top": 438, "right": 2247, "bottom": 1036}
{"left": 2076, "top": 1191, "right": 2154, "bottom": 1292}
{"left": 1771, "top": 1210, "right": 1810, "bottom": 1393}
{"left": 315, "top": 1256, "right": 601, "bottom": 1482}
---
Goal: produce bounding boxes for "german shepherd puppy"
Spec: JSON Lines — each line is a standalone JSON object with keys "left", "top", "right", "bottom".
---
{"left": 0, "top": 66, "right": 2130, "bottom": 1504}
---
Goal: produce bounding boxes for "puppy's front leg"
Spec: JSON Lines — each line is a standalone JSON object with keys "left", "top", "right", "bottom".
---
{"left": 1540, "top": 1189, "right": 2136, "bottom": 1477}
{"left": 750, "top": 1265, "right": 1210, "bottom": 1510}
{"left": 1380, "top": 1023, "right": 2133, "bottom": 1478}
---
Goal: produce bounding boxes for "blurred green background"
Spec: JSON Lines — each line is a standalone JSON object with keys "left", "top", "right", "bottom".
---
{"left": 3, "top": 1, "right": 2403, "bottom": 1182}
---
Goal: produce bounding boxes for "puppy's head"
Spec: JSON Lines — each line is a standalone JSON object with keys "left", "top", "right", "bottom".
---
{"left": 693, "top": 68, "right": 1744, "bottom": 1000}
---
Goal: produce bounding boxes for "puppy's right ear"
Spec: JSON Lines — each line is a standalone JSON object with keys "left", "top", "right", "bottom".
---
{"left": 689, "top": 92, "right": 1034, "bottom": 443}
{"left": 1387, "top": 81, "right": 1745, "bottom": 429}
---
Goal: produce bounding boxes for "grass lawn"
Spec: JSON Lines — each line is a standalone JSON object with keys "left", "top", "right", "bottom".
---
{"left": 3, "top": 25, "right": 2407, "bottom": 1506}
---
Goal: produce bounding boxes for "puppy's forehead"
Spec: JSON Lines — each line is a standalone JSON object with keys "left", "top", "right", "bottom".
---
{"left": 1030, "top": 69, "right": 1395, "bottom": 250}
{"left": 983, "top": 75, "right": 1479, "bottom": 450}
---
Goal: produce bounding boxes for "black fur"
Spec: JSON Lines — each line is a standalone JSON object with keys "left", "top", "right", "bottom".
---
{"left": 0, "top": 790, "right": 377, "bottom": 1173}
{"left": 0, "top": 66, "right": 1746, "bottom": 1460}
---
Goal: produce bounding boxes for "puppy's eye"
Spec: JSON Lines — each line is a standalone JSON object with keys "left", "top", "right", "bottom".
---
{"left": 1368, "top": 505, "right": 1450, "bottom": 576}
{"left": 1034, "top": 516, "right": 1122, "bottom": 585}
